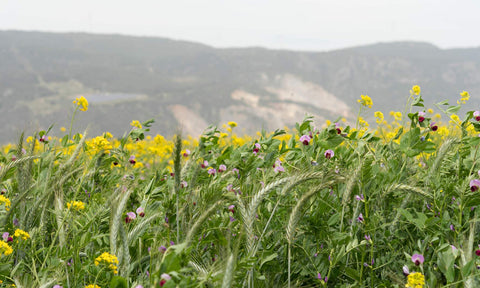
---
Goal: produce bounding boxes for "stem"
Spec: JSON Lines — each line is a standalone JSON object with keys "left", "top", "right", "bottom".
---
{"left": 68, "top": 107, "right": 78, "bottom": 139}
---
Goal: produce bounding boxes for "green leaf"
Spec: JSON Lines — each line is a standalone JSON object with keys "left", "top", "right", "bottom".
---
{"left": 437, "top": 100, "right": 449, "bottom": 105}
{"left": 260, "top": 253, "right": 278, "bottom": 268}
{"left": 110, "top": 276, "right": 128, "bottom": 288}
{"left": 446, "top": 105, "right": 461, "bottom": 114}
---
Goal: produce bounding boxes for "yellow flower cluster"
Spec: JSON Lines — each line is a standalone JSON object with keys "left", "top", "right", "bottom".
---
{"left": 357, "top": 95, "right": 373, "bottom": 108}
{"left": 67, "top": 201, "right": 85, "bottom": 211}
{"left": 358, "top": 116, "right": 369, "bottom": 127}
{"left": 0, "top": 195, "right": 11, "bottom": 211}
{"left": 390, "top": 111, "right": 402, "bottom": 122}
{"left": 405, "top": 272, "right": 425, "bottom": 288}
{"left": 87, "top": 136, "right": 113, "bottom": 154}
{"left": 228, "top": 121, "right": 237, "bottom": 128}
{"left": 0, "top": 240, "right": 13, "bottom": 256}
{"left": 94, "top": 252, "right": 119, "bottom": 274}
{"left": 130, "top": 120, "right": 142, "bottom": 129}
{"left": 374, "top": 111, "right": 384, "bottom": 124}
{"left": 14, "top": 229, "right": 30, "bottom": 240}
{"left": 458, "top": 91, "right": 470, "bottom": 104}
{"left": 73, "top": 96, "right": 89, "bottom": 112}
{"left": 411, "top": 85, "right": 421, "bottom": 96}
{"left": 85, "top": 285, "right": 101, "bottom": 288}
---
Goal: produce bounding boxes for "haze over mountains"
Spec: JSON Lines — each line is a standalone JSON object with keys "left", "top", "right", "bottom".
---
{"left": 1, "top": 30, "right": 480, "bottom": 142}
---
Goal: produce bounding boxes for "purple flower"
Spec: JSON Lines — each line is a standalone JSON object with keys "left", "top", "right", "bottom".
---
{"left": 159, "top": 245, "right": 167, "bottom": 252}
{"left": 474, "top": 111, "right": 480, "bottom": 121}
{"left": 253, "top": 143, "right": 261, "bottom": 154}
{"left": 403, "top": 265, "right": 410, "bottom": 276}
{"left": 470, "top": 179, "right": 480, "bottom": 192}
{"left": 228, "top": 205, "right": 235, "bottom": 213}
{"left": 183, "top": 149, "right": 191, "bottom": 157}
{"left": 335, "top": 122, "right": 342, "bottom": 134}
{"left": 299, "top": 134, "right": 311, "bottom": 145}
{"left": 208, "top": 168, "right": 216, "bottom": 176}
{"left": 226, "top": 184, "right": 234, "bottom": 192}
{"left": 2, "top": 232, "right": 9, "bottom": 241}
{"left": 129, "top": 155, "right": 136, "bottom": 165}
{"left": 134, "top": 285, "right": 144, "bottom": 288}
{"left": 125, "top": 212, "right": 136, "bottom": 223}
{"left": 418, "top": 111, "right": 426, "bottom": 122}
{"left": 274, "top": 159, "right": 285, "bottom": 173}
{"left": 53, "top": 285, "right": 63, "bottom": 288}
{"left": 450, "top": 224, "right": 455, "bottom": 231}
{"left": 201, "top": 160, "right": 208, "bottom": 168}
{"left": 229, "top": 216, "right": 236, "bottom": 222}
{"left": 170, "top": 241, "right": 175, "bottom": 246}
{"left": 430, "top": 122, "right": 438, "bottom": 131}
{"left": 13, "top": 218, "right": 19, "bottom": 226}
{"left": 411, "top": 254, "right": 424, "bottom": 266}
{"left": 451, "top": 245, "right": 457, "bottom": 252}
{"left": 357, "top": 213, "right": 364, "bottom": 223}
{"left": 218, "top": 164, "right": 227, "bottom": 173}
{"left": 365, "top": 235, "right": 371, "bottom": 243}
{"left": 324, "top": 149, "right": 334, "bottom": 159}
{"left": 355, "top": 194, "right": 364, "bottom": 202}
{"left": 181, "top": 180, "right": 188, "bottom": 188}
{"left": 136, "top": 207, "right": 145, "bottom": 217}
{"left": 317, "top": 273, "right": 322, "bottom": 279}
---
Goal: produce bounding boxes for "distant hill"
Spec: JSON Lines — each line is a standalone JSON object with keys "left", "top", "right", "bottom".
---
{"left": 1, "top": 30, "right": 479, "bottom": 142}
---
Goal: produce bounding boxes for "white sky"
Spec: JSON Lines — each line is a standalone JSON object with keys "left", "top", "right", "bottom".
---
{"left": 1, "top": 0, "right": 479, "bottom": 51}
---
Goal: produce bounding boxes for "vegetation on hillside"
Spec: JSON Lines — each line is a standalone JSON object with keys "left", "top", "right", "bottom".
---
{"left": 1, "top": 86, "right": 480, "bottom": 287}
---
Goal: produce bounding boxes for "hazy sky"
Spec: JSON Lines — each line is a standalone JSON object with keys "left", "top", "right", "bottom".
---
{"left": 1, "top": 0, "right": 479, "bottom": 51}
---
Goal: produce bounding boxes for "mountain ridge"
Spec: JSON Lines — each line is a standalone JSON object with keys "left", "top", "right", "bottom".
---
{"left": 1, "top": 30, "right": 479, "bottom": 143}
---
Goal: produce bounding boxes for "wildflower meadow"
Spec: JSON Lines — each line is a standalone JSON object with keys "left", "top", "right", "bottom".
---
{"left": 2, "top": 86, "right": 480, "bottom": 287}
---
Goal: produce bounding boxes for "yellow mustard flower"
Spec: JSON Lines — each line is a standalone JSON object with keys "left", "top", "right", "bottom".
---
{"left": 130, "top": 120, "right": 142, "bottom": 129}
{"left": 393, "top": 112, "right": 402, "bottom": 122}
{"left": 85, "top": 285, "right": 101, "bottom": 288}
{"left": 427, "top": 108, "right": 434, "bottom": 114}
{"left": 73, "top": 96, "right": 88, "bottom": 111}
{"left": 228, "top": 121, "right": 237, "bottom": 128}
{"left": 67, "top": 201, "right": 85, "bottom": 211}
{"left": 14, "top": 229, "right": 30, "bottom": 240}
{"left": 358, "top": 117, "right": 369, "bottom": 127}
{"left": 0, "top": 240, "right": 13, "bottom": 256}
{"left": 95, "top": 252, "right": 119, "bottom": 275}
{"left": 374, "top": 111, "right": 384, "bottom": 124}
{"left": 458, "top": 91, "right": 470, "bottom": 104}
{"left": 0, "top": 195, "right": 11, "bottom": 211}
{"left": 411, "top": 85, "right": 421, "bottom": 96}
{"left": 357, "top": 95, "right": 373, "bottom": 108}
{"left": 405, "top": 272, "right": 425, "bottom": 288}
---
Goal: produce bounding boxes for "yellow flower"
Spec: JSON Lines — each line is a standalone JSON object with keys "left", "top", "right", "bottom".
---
{"left": 357, "top": 95, "right": 373, "bottom": 108}
{"left": 220, "top": 132, "right": 228, "bottom": 138}
{"left": 85, "top": 285, "right": 101, "bottom": 288}
{"left": 458, "top": 90, "right": 470, "bottom": 104}
{"left": 374, "top": 111, "right": 384, "bottom": 124}
{"left": 95, "top": 252, "right": 119, "bottom": 274}
{"left": 358, "top": 117, "right": 369, "bottom": 127}
{"left": 0, "top": 195, "right": 11, "bottom": 211}
{"left": 14, "top": 229, "right": 30, "bottom": 240}
{"left": 67, "top": 201, "right": 85, "bottom": 211}
{"left": 0, "top": 240, "right": 13, "bottom": 256}
{"left": 60, "top": 126, "right": 67, "bottom": 132}
{"left": 73, "top": 96, "right": 88, "bottom": 111}
{"left": 411, "top": 85, "right": 421, "bottom": 96}
{"left": 130, "top": 120, "right": 142, "bottom": 129}
{"left": 450, "top": 114, "right": 461, "bottom": 125}
{"left": 405, "top": 272, "right": 425, "bottom": 288}
{"left": 88, "top": 136, "right": 113, "bottom": 154}
{"left": 228, "top": 121, "right": 237, "bottom": 128}
{"left": 393, "top": 112, "right": 402, "bottom": 122}
{"left": 427, "top": 108, "right": 434, "bottom": 114}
